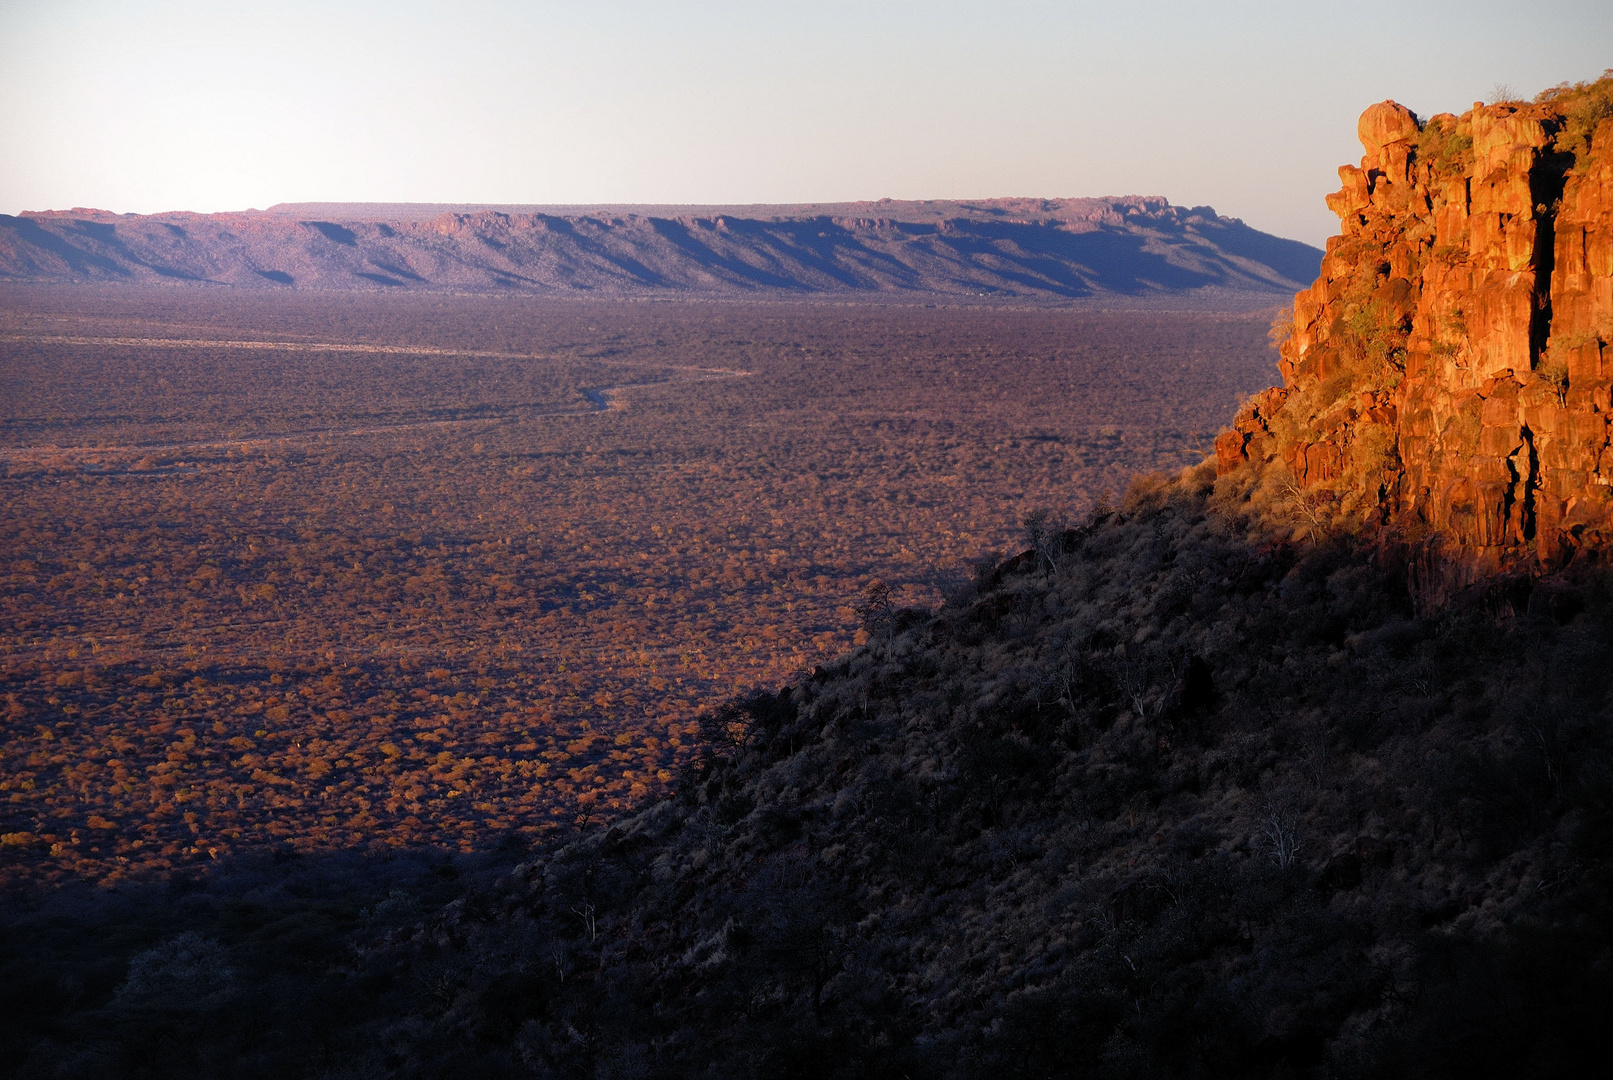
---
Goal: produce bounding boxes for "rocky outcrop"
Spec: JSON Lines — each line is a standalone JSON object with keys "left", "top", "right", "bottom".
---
{"left": 0, "top": 197, "right": 1320, "bottom": 303}
{"left": 1218, "top": 74, "right": 1613, "bottom": 573}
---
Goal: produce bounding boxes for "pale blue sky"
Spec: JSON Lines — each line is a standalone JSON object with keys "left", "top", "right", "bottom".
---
{"left": 1, "top": 0, "right": 1607, "bottom": 245}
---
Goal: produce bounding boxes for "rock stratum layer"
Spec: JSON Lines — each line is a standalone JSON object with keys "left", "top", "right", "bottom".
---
{"left": 1218, "top": 74, "right": 1613, "bottom": 574}
{"left": 0, "top": 197, "right": 1319, "bottom": 302}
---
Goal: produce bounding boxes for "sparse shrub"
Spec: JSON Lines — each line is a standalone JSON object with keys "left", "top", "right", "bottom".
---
{"left": 115, "top": 931, "right": 236, "bottom": 1006}
{"left": 1539, "top": 358, "right": 1570, "bottom": 406}
{"left": 1259, "top": 795, "right": 1305, "bottom": 869}
{"left": 1269, "top": 306, "right": 1295, "bottom": 352}
{"left": 1416, "top": 116, "right": 1475, "bottom": 177}
{"left": 1352, "top": 422, "right": 1400, "bottom": 477}
{"left": 1021, "top": 508, "right": 1072, "bottom": 577}
{"left": 1339, "top": 298, "right": 1409, "bottom": 378}
{"left": 362, "top": 889, "right": 422, "bottom": 925}
{"left": 854, "top": 577, "right": 895, "bottom": 633}
{"left": 1280, "top": 472, "right": 1330, "bottom": 542}
{"left": 1539, "top": 69, "right": 1613, "bottom": 159}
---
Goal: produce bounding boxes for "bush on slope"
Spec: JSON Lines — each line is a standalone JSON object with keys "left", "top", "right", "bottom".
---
{"left": 322, "top": 461, "right": 1613, "bottom": 1079}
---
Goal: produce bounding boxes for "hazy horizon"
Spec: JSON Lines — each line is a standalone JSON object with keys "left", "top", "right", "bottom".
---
{"left": 2, "top": 2, "right": 1609, "bottom": 247}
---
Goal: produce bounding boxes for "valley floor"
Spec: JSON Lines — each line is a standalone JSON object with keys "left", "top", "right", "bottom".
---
{"left": 0, "top": 289, "right": 1276, "bottom": 884}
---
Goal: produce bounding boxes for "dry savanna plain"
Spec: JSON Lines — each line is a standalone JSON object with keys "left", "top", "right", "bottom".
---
{"left": 0, "top": 287, "right": 1279, "bottom": 886}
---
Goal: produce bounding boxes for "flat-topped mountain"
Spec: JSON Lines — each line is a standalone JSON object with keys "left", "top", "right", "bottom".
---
{"left": 0, "top": 196, "right": 1319, "bottom": 302}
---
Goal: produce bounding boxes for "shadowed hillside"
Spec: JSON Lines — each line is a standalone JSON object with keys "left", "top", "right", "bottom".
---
{"left": 4, "top": 464, "right": 1609, "bottom": 1078}
{"left": 0, "top": 197, "right": 1321, "bottom": 302}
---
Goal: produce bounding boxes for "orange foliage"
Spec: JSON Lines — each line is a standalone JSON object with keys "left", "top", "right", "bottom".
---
{"left": 0, "top": 288, "right": 1276, "bottom": 884}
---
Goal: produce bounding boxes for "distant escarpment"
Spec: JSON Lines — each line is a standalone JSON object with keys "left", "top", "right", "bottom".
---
{"left": 1218, "top": 74, "right": 1613, "bottom": 578}
{"left": 0, "top": 197, "right": 1319, "bottom": 303}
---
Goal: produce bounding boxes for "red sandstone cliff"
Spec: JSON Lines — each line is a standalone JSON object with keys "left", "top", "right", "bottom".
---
{"left": 1218, "top": 74, "right": 1613, "bottom": 574}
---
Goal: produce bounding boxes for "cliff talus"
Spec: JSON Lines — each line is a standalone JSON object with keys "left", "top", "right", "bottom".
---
{"left": 1219, "top": 74, "right": 1613, "bottom": 574}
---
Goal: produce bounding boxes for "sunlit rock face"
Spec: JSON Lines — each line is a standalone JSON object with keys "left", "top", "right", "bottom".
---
{"left": 1218, "top": 77, "right": 1613, "bottom": 574}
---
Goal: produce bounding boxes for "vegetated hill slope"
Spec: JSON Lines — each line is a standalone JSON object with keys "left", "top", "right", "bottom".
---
{"left": 0, "top": 197, "right": 1320, "bottom": 302}
{"left": 6, "top": 465, "right": 1610, "bottom": 1078}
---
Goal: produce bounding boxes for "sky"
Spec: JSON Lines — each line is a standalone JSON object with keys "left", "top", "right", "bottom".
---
{"left": 0, "top": 1, "right": 1608, "bottom": 247}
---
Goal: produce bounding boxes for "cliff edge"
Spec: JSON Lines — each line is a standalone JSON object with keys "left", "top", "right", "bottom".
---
{"left": 1218, "top": 74, "right": 1613, "bottom": 577}
{"left": 0, "top": 197, "right": 1319, "bottom": 303}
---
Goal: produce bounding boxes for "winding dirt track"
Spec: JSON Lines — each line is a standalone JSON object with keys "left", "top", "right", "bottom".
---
{"left": 0, "top": 334, "right": 752, "bottom": 462}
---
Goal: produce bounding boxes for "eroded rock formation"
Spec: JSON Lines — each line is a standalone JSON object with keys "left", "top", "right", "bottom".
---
{"left": 1218, "top": 74, "right": 1613, "bottom": 573}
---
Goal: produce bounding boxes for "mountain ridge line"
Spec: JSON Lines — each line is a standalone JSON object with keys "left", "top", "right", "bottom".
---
{"left": 0, "top": 195, "right": 1321, "bottom": 302}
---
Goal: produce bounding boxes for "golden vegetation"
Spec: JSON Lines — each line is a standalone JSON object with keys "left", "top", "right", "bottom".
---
{"left": 0, "top": 287, "right": 1276, "bottom": 884}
